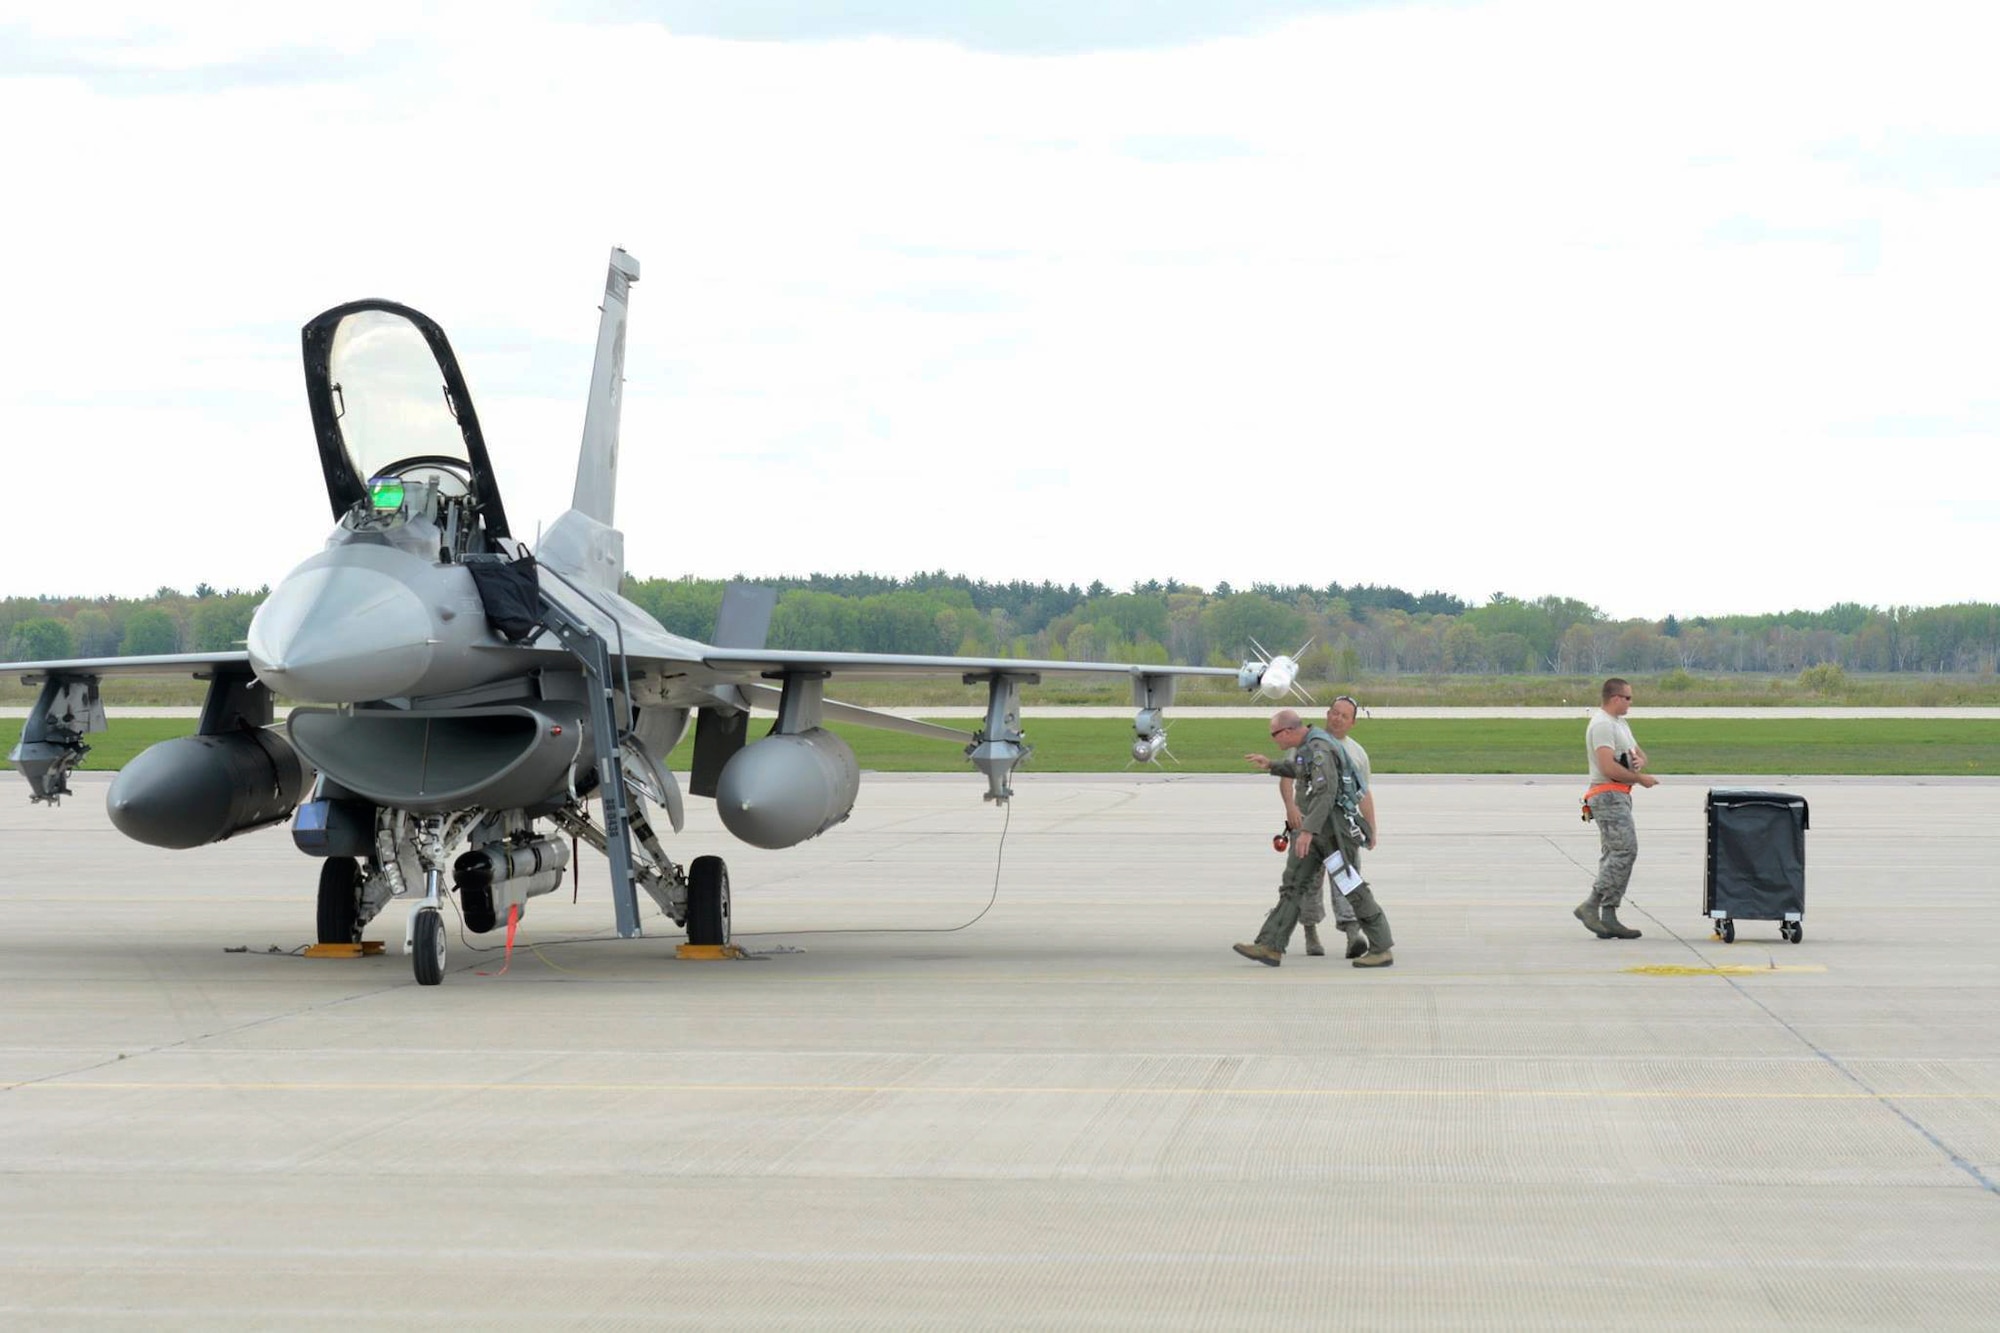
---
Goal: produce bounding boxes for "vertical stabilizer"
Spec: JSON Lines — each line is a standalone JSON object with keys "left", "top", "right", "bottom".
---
{"left": 573, "top": 248, "right": 641, "bottom": 527}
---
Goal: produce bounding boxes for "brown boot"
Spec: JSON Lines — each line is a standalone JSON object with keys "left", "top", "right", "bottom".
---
{"left": 1233, "top": 942, "right": 1283, "bottom": 967}
{"left": 1303, "top": 924, "right": 1325, "bottom": 956}
{"left": 1598, "top": 906, "right": 1642, "bottom": 939}
{"left": 1574, "top": 902, "right": 1613, "bottom": 938}
{"left": 1343, "top": 925, "right": 1368, "bottom": 959}
{"left": 1352, "top": 948, "right": 1394, "bottom": 968}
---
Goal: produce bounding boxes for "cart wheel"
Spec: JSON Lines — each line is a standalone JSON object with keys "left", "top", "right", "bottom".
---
{"left": 1787, "top": 922, "right": 1803, "bottom": 944}
{"left": 1721, "top": 919, "right": 1735, "bottom": 943}
{"left": 1711, "top": 919, "right": 1723, "bottom": 938}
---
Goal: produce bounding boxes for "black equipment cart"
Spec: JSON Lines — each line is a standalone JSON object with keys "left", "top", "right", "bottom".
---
{"left": 1704, "top": 789, "right": 1809, "bottom": 943}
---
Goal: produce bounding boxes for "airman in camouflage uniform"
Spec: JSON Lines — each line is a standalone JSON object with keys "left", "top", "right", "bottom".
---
{"left": 1577, "top": 677, "right": 1658, "bottom": 939}
{"left": 1237, "top": 709, "right": 1394, "bottom": 968}
{"left": 1279, "top": 696, "right": 1377, "bottom": 958}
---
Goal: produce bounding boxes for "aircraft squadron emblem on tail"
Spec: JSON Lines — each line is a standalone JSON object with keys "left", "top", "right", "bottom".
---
{"left": 5, "top": 249, "right": 1303, "bottom": 986}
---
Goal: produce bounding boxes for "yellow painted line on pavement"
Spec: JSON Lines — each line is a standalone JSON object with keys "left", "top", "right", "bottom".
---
{"left": 1627, "top": 964, "right": 1828, "bottom": 976}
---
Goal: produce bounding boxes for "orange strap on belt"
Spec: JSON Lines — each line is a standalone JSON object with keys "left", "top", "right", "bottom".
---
{"left": 1584, "top": 782, "right": 1632, "bottom": 799}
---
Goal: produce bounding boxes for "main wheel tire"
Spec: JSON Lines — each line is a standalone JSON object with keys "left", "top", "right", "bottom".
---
{"left": 1721, "top": 919, "right": 1735, "bottom": 944}
{"left": 317, "top": 856, "right": 363, "bottom": 944}
{"left": 412, "top": 909, "right": 446, "bottom": 986}
{"left": 687, "top": 855, "right": 731, "bottom": 946}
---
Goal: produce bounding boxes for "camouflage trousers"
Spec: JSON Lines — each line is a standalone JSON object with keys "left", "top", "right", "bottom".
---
{"left": 1588, "top": 791, "right": 1638, "bottom": 909}
{"left": 1298, "top": 873, "right": 1358, "bottom": 928}
{"left": 1256, "top": 839, "right": 1390, "bottom": 954}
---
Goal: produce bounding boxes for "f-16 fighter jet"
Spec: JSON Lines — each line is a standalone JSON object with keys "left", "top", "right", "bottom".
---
{"left": 6, "top": 250, "right": 1299, "bottom": 984}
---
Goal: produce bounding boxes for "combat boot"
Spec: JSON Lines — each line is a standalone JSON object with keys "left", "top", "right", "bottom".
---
{"left": 1574, "top": 901, "right": 1613, "bottom": 938}
{"left": 1343, "top": 925, "right": 1368, "bottom": 959}
{"left": 1233, "top": 942, "right": 1283, "bottom": 967}
{"left": 1352, "top": 948, "right": 1394, "bottom": 968}
{"left": 1598, "top": 906, "right": 1642, "bottom": 939}
{"left": 1303, "top": 924, "right": 1325, "bottom": 956}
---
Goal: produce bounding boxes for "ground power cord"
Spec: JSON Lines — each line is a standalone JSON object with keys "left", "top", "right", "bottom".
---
{"left": 736, "top": 800, "right": 1012, "bottom": 940}
{"left": 451, "top": 800, "right": 1014, "bottom": 953}
{"left": 238, "top": 805, "right": 1016, "bottom": 967}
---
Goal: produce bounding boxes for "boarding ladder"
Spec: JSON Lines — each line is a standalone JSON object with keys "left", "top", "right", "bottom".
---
{"left": 532, "top": 584, "right": 647, "bottom": 938}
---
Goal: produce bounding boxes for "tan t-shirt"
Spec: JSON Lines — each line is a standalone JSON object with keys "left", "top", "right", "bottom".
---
{"left": 1585, "top": 708, "right": 1638, "bottom": 784}
{"left": 1338, "top": 736, "right": 1371, "bottom": 792}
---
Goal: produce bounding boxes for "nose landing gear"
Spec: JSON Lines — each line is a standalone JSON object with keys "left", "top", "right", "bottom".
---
{"left": 405, "top": 864, "right": 449, "bottom": 986}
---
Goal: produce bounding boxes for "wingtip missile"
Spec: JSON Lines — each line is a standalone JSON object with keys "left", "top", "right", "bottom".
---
{"left": 1236, "top": 640, "right": 1315, "bottom": 704}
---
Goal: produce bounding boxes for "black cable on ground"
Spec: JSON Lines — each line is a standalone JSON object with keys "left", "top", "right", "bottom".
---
{"left": 736, "top": 800, "right": 1012, "bottom": 938}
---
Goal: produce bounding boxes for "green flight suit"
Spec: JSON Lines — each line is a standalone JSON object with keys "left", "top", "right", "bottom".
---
{"left": 1255, "top": 730, "right": 1394, "bottom": 956}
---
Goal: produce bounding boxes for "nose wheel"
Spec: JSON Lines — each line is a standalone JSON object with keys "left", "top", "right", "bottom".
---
{"left": 405, "top": 865, "right": 449, "bottom": 985}
{"left": 411, "top": 909, "right": 447, "bottom": 985}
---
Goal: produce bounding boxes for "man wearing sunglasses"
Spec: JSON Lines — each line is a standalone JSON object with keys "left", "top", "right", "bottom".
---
{"left": 1238, "top": 709, "right": 1395, "bottom": 968}
{"left": 1275, "top": 695, "right": 1375, "bottom": 958}
{"left": 1325, "top": 695, "right": 1378, "bottom": 854}
{"left": 1578, "top": 677, "right": 1659, "bottom": 939}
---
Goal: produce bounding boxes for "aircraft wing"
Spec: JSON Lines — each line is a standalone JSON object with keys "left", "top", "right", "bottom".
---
{"left": 4, "top": 651, "right": 252, "bottom": 680}
{"left": 683, "top": 648, "right": 1244, "bottom": 801}
{"left": 735, "top": 682, "right": 974, "bottom": 743}
{"left": 699, "top": 647, "right": 1239, "bottom": 684}
{"left": 5, "top": 652, "right": 261, "bottom": 805}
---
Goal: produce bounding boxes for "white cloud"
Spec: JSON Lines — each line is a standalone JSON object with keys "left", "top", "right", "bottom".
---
{"left": 1, "top": 0, "right": 1994, "bottom": 618}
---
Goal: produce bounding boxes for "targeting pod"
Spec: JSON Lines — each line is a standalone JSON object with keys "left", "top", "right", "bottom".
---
{"left": 455, "top": 836, "right": 570, "bottom": 933}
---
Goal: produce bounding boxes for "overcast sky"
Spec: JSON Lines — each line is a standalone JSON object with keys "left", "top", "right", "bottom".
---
{"left": 2, "top": 0, "right": 1993, "bottom": 620}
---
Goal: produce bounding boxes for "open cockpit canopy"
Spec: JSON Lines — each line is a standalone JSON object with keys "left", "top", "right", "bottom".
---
{"left": 301, "top": 301, "right": 512, "bottom": 540}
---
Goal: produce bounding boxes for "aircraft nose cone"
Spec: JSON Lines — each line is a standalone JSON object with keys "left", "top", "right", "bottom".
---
{"left": 249, "top": 564, "right": 436, "bottom": 703}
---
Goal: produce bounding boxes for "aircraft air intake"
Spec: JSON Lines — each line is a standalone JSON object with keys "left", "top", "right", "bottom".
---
{"left": 286, "top": 705, "right": 589, "bottom": 817}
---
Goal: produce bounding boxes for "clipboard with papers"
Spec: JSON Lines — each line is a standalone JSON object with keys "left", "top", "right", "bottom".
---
{"left": 1322, "top": 847, "right": 1365, "bottom": 896}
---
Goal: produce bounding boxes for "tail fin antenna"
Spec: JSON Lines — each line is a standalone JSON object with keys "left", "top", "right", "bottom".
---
{"left": 572, "top": 248, "right": 641, "bottom": 526}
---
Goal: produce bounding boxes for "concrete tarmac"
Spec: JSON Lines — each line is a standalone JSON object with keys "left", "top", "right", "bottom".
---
{"left": 2, "top": 773, "right": 1996, "bottom": 1328}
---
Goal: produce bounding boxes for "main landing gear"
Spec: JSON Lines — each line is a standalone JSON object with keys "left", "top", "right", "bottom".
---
{"left": 316, "top": 856, "right": 364, "bottom": 945}
{"left": 323, "top": 807, "right": 731, "bottom": 985}
{"left": 686, "top": 855, "right": 731, "bottom": 947}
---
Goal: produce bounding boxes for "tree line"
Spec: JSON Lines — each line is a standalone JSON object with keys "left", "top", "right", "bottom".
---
{"left": 6, "top": 577, "right": 1997, "bottom": 676}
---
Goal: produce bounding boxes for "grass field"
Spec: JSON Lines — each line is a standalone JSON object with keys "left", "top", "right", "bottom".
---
{"left": 67, "top": 717, "right": 2000, "bottom": 776}
{"left": 11, "top": 670, "right": 2000, "bottom": 710}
